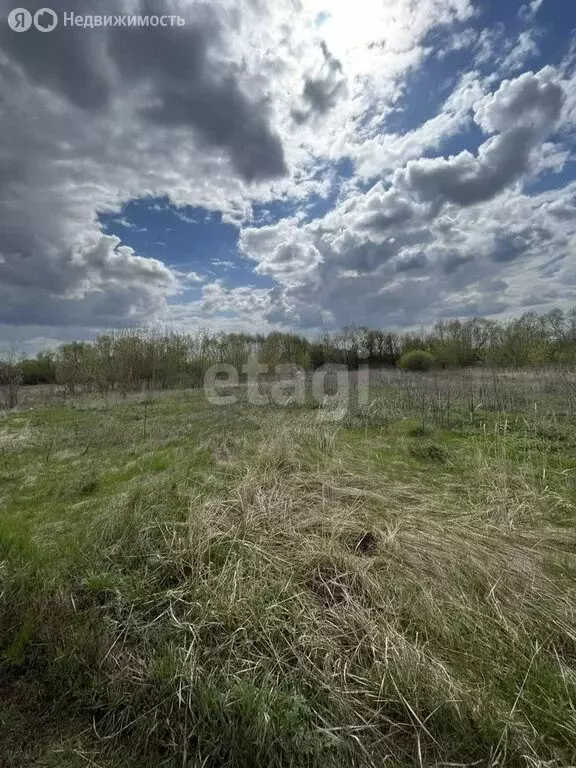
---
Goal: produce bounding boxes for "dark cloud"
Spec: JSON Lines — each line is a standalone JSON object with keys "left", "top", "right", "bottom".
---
{"left": 443, "top": 300, "right": 509, "bottom": 317}
{"left": 397, "top": 128, "right": 529, "bottom": 208}
{"left": 521, "top": 290, "right": 560, "bottom": 306}
{"left": 547, "top": 200, "right": 576, "bottom": 220}
{"left": 108, "top": 0, "right": 286, "bottom": 181}
{"left": 439, "top": 250, "right": 475, "bottom": 273}
{"left": 0, "top": 0, "right": 287, "bottom": 182}
{"left": 395, "top": 251, "right": 429, "bottom": 272}
{"left": 489, "top": 233, "right": 529, "bottom": 263}
{"left": 0, "top": 0, "right": 111, "bottom": 109}
{"left": 292, "top": 41, "right": 346, "bottom": 123}
{"left": 324, "top": 231, "right": 400, "bottom": 273}
{"left": 539, "top": 254, "right": 565, "bottom": 277}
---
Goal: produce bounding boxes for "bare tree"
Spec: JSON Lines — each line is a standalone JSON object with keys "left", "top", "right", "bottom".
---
{"left": 0, "top": 348, "right": 23, "bottom": 409}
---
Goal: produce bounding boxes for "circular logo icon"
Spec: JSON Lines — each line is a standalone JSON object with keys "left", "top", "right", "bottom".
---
{"left": 33, "top": 7, "right": 57, "bottom": 31}
{"left": 7, "top": 8, "right": 32, "bottom": 31}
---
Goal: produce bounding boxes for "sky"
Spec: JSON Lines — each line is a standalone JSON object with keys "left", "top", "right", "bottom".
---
{"left": 1, "top": 0, "right": 576, "bottom": 354}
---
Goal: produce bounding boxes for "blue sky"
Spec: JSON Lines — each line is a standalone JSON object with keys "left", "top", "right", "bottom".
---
{"left": 1, "top": 0, "right": 576, "bottom": 351}
{"left": 101, "top": 199, "right": 275, "bottom": 292}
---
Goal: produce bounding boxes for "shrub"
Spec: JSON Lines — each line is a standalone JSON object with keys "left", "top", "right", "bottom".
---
{"left": 398, "top": 349, "right": 436, "bottom": 372}
{"left": 409, "top": 441, "right": 450, "bottom": 463}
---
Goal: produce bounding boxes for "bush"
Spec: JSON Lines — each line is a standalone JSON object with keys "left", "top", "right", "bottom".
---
{"left": 409, "top": 441, "right": 450, "bottom": 464}
{"left": 398, "top": 350, "right": 436, "bottom": 372}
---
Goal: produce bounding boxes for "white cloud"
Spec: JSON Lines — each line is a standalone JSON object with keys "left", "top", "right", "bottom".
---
{"left": 437, "top": 28, "right": 478, "bottom": 59}
{"left": 519, "top": 0, "right": 544, "bottom": 22}
{"left": 499, "top": 31, "right": 540, "bottom": 74}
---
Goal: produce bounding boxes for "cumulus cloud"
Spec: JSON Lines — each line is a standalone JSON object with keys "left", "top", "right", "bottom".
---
{"left": 352, "top": 187, "right": 416, "bottom": 233}
{"left": 395, "top": 69, "right": 564, "bottom": 210}
{"left": 474, "top": 68, "right": 563, "bottom": 133}
{"left": 237, "top": 65, "right": 575, "bottom": 332}
{"left": 239, "top": 218, "right": 322, "bottom": 285}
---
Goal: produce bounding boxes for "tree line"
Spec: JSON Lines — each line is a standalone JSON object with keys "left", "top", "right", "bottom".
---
{"left": 1, "top": 307, "right": 576, "bottom": 403}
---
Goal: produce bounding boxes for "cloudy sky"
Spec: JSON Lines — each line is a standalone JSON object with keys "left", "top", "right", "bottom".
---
{"left": 1, "top": 0, "right": 576, "bottom": 352}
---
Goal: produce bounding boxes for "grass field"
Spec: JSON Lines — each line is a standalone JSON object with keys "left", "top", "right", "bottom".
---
{"left": 2, "top": 369, "right": 576, "bottom": 767}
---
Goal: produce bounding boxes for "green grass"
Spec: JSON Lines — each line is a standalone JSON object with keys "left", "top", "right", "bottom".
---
{"left": 2, "top": 382, "right": 576, "bottom": 766}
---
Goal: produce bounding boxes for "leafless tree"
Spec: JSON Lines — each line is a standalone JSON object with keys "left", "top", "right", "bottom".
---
{"left": 0, "top": 348, "right": 23, "bottom": 409}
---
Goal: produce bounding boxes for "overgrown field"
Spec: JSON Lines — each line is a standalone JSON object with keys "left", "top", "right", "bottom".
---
{"left": 2, "top": 370, "right": 576, "bottom": 767}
